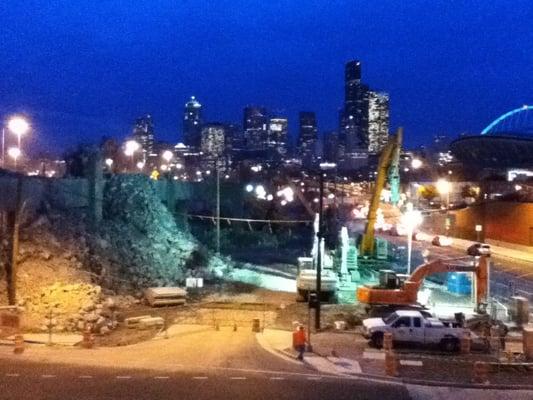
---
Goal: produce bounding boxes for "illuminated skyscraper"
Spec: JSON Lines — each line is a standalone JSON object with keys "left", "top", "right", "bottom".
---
{"left": 268, "top": 117, "right": 288, "bottom": 157}
{"left": 132, "top": 114, "right": 154, "bottom": 162}
{"left": 299, "top": 111, "right": 318, "bottom": 168}
{"left": 367, "top": 91, "right": 389, "bottom": 153}
{"left": 183, "top": 96, "right": 203, "bottom": 148}
{"left": 243, "top": 106, "right": 268, "bottom": 150}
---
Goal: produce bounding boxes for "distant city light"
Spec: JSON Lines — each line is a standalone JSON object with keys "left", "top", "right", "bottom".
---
{"left": 411, "top": 159, "right": 423, "bottom": 169}
{"left": 175, "top": 163, "right": 183, "bottom": 169}
{"left": 255, "top": 185, "right": 267, "bottom": 199}
{"left": 160, "top": 164, "right": 168, "bottom": 171}
{"left": 436, "top": 178, "right": 451, "bottom": 194}
{"left": 327, "top": 193, "right": 335, "bottom": 199}
{"left": 266, "top": 194, "right": 273, "bottom": 201}
{"left": 124, "top": 140, "right": 140, "bottom": 156}
{"left": 105, "top": 158, "right": 113, "bottom": 167}
{"left": 8, "top": 147, "right": 21, "bottom": 160}
{"left": 162, "top": 150, "right": 173, "bottom": 162}
{"left": 136, "top": 161, "right": 145, "bottom": 170}
{"left": 277, "top": 186, "right": 294, "bottom": 202}
{"left": 245, "top": 184, "right": 254, "bottom": 193}
{"left": 280, "top": 199, "right": 287, "bottom": 206}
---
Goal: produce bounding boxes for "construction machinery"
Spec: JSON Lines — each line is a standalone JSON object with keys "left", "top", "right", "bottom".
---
{"left": 357, "top": 256, "right": 489, "bottom": 310}
{"left": 359, "top": 128, "right": 403, "bottom": 258}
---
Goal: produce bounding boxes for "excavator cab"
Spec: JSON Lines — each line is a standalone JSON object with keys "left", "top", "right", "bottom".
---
{"left": 378, "top": 270, "right": 401, "bottom": 289}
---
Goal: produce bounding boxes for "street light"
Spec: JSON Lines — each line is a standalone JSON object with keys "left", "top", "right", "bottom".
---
{"left": 475, "top": 224, "right": 483, "bottom": 243}
{"left": 7, "top": 147, "right": 21, "bottom": 169}
{"left": 2, "top": 116, "right": 30, "bottom": 168}
{"left": 315, "top": 162, "right": 337, "bottom": 330}
{"left": 411, "top": 158, "right": 423, "bottom": 169}
{"left": 436, "top": 178, "right": 451, "bottom": 208}
{"left": 400, "top": 205, "right": 423, "bottom": 274}
{"left": 437, "top": 178, "right": 452, "bottom": 236}
{"left": 124, "top": 140, "right": 140, "bottom": 171}
{"left": 162, "top": 150, "right": 173, "bottom": 163}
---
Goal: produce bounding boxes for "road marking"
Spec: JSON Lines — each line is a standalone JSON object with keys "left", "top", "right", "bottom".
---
{"left": 5, "top": 373, "right": 19, "bottom": 377}
{"left": 154, "top": 376, "right": 170, "bottom": 380}
{"left": 79, "top": 375, "right": 93, "bottom": 379}
{"left": 116, "top": 376, "right": 131, "bottom": 379}
{"left": 230, "top": 376, "right": 246, "bottom": 380}
{"left": 400, "top": 360, "right": 423, "bottom": 367}
{"left": 41, "top": 374, "right": 56, "bottom": 378}
{"left": 270, "top": 377, "right": 285, "bottom": 380}
{"left": 363, "top": 351, "right": 385, "bottom": 360}
{"left": 192, "top": 376, "right": 208, "bottom": 380}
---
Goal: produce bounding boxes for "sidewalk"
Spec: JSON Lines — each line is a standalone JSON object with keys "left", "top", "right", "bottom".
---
{"left": 257, "top": 328, "right": 533, "bottom": 389}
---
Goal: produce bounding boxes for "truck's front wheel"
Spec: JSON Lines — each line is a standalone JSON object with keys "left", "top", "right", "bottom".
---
{"left": 371, "top": 332, "right": 384, "bottom": 349}
{"left": 440, "top": 338, "right": 459, "bottom": 352}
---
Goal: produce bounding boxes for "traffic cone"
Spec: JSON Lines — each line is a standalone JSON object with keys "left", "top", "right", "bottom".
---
{"left": 460, "top": 332, "right": 471, "bottom": 354}
{"left": 383, "top": 332, "right": 393, "bottom": 351}
{"left": 385, "top": 350, "right": 399, "bottom": 377}
{"left": 13, "top": 334, "right": 24, "bottom": 354}
{"left": 472, "top": 361, "right": 490, "bottom": 384}
{"left": 82, "top": 325, "right": 94, "bottom": 349}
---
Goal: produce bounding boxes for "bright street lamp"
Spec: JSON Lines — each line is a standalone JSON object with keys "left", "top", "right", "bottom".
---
{"left": 8, "top": 147, "right": 21, "bottom": 168}
{"left": 400, "top": 205, "right": 423, "bottom": 274}
{"left": 411, "top": 159, "right": 423, "bottom": 169}
{"left": 436, "top": 178, "right": 451, "bottom": 207}
{"left": 162, "top": 150, "right": 173, "bottom": 163}
{"left": 2, "top": 116, "right": 30, "bottom": 168}
{"left": 124, "top": 140, "right": 140, "bottom": 170}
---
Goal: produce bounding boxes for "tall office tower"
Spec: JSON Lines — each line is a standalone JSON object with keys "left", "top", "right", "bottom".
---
{"left": 323, "top": 130, "right": 339, "bottom": 163}
{"left": 367, "top": 91, "right": 390, "bottom": 153}
{"left": 243, "top": 106, "right": 268, "bottom": 150}
{"left": 268, "top": 117, "right": 288, "bottom": 157}
{"left": 201, "top": 123, "right": 226, "bottom": 159}
{"left": 183, "top": 96, "right": 203, "bottom": 149}
{"left": 298, "top": 112, "right": 318, "bottom": 168}
{"left": 132, "top": 114, "right": 155, "bottom": 162}
{"left": 340, "top": 60, "right": 370, "bottom": 169}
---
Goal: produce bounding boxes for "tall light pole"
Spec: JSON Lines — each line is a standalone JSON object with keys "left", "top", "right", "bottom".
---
{"left": 216, "top": 159, "right": 221, "bottom": 255}
{"left": 2, "top": 116, "right": 30, "bottom": 169}
{"left": 437, "top": 178, "right": 451, "bottom": 236}
{"left": 315, "top": 162, "right": 336, "bottom": 330}
{"left": 401, "top": 205, "right": 423, "bottom": 275}
{"left": 8, "top": 147, "right": 21, "bottom": 170}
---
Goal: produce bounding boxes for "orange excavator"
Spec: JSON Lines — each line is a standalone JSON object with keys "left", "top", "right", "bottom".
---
{"left": 357, "top": 256, "right": 489, "bottom": 310}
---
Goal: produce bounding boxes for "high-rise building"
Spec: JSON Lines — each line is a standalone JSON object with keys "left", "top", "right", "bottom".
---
{"left": 132, "top": 114, "right": 155, "bottom": 162}
{"left": 201, "top": 123, "right": 226, "bottom": 160}
{"left": 339, "top": 60, "right": 373, "bottom": 170}
{"left": 268, "top": 117, "right": 288, "bottom": 157}
{"left": 243, "top": 106, "right": 268, "bottom": 150}
{"left": 323, "top": 130, "right": 339, "bottom": 163}
{"left": 183, "top": 96, "right": 203, "bottom": 148}
{"left": 367, "top": 91, "right": 390, "bottom": 153}
{"left": 299, "top": 112, "right": 318, "bottom": 168}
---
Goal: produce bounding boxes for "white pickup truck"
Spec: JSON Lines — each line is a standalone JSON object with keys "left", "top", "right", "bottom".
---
{"left": 362, "top": 310, "right": 467, "bottom": 352}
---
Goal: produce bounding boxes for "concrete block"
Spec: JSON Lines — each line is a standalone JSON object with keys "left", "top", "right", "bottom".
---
{"left": 138, "top": 317, "right": 164, "bottom": 330}
{"left": 144, "top": 287, "right": 187, "bottom": 307}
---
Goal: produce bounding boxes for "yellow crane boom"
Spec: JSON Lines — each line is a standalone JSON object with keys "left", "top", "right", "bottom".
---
{"left": 359, "top": 128, "right": 403, "bottom": 257}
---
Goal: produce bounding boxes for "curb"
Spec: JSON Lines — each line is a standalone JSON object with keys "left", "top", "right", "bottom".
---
{"left": 257, "top": 335, "right": 533, "bottom": 390}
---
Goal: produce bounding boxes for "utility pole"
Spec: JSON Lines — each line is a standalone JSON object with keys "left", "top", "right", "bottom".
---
{"left": 216, "top": 159, "right": 221, "bottom": 255}
{"left": 6, "top": 177, "right": 22, "bottom": 305}
{"left": 315, "top": 171, "right": 324, "bottom": 330}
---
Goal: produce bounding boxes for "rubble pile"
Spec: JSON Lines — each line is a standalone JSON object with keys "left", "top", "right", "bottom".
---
{"left": 98, "top": 175, "right": 201, "bottom": 287}
{"left": 21, "top": 283, "right": 130, "bottom": 334}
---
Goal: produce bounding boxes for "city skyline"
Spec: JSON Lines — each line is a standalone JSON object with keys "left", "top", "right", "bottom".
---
{"left": 1, "top": 1, "right": 532, "bottom": 154}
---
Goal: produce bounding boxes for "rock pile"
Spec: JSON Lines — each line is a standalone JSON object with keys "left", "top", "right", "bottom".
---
{"left": 20, "top": 283, "right": 134, "bottom": 334}
{"left": 98, "top": 175, "right": 200, "bottom": 287}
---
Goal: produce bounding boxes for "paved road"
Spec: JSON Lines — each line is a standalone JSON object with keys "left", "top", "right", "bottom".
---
{"left": 381, "top": 233, "right": 533, "bottom": 301}
{"left": 0, "top": 357, "right": 409, "bottom": 400}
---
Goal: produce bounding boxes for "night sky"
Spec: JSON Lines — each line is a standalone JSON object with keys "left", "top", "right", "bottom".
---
{"left": 1, "top": 0, "right": 532, "bottom": 154}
